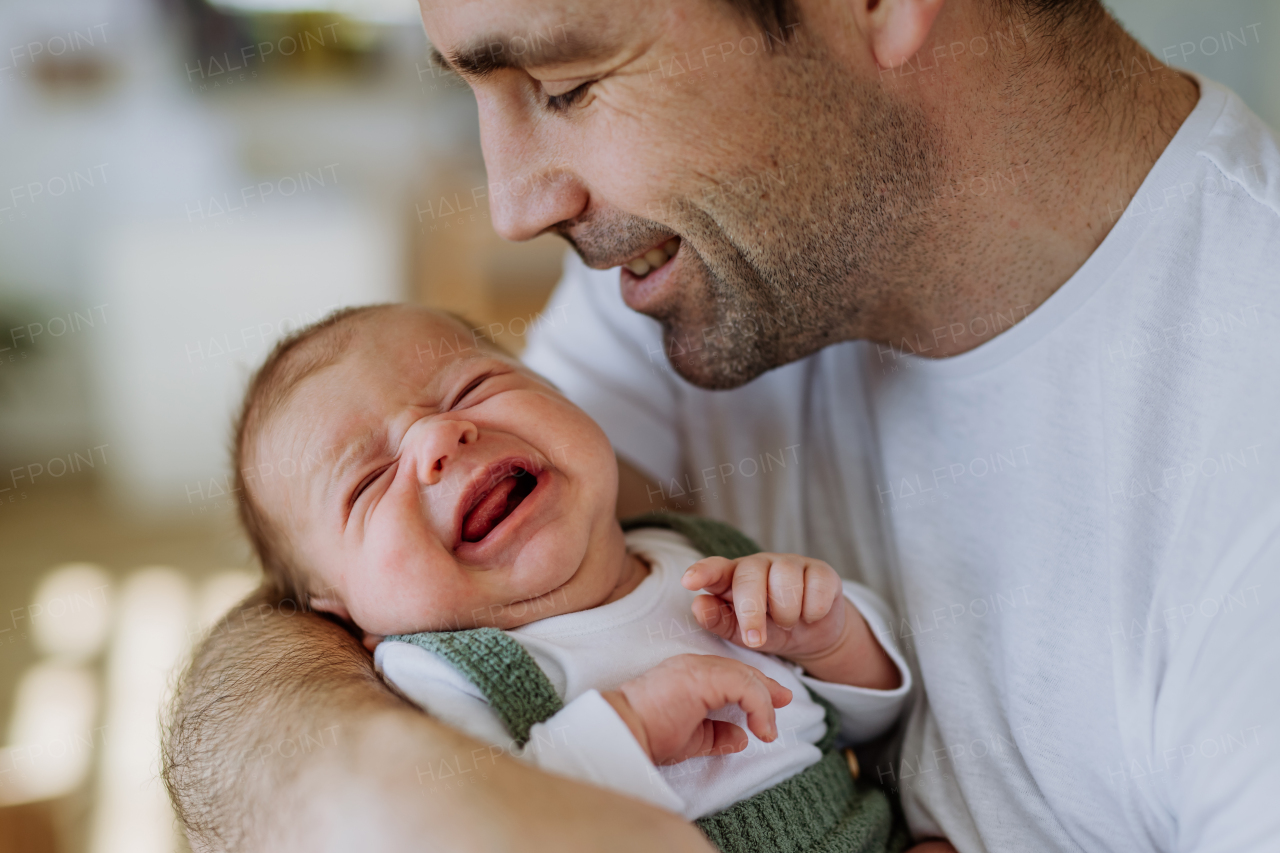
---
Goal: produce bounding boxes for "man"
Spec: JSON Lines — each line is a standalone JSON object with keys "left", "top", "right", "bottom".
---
{"left": 164, "top": 0, "right": 1280, "bottom": 850}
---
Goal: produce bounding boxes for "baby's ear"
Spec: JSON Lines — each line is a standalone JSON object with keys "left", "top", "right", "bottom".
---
{"left": 308, "top": 591, "right": 351, "bottom": 622}
{"left": 308, "top": 589, "right": 382, "bottom": 651}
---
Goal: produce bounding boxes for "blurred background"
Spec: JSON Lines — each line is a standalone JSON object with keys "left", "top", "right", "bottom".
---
{"left": 0, "top": 0, "right": 1275, "bottom": 850}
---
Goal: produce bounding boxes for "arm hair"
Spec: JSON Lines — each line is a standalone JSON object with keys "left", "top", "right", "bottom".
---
{"left": 162, "top": 585, "right": 713, "bottom": 852}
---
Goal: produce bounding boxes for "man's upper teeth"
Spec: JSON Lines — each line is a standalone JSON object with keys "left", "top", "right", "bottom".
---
{"left": 625, "top": 238, "right": 680, "bottom": 276}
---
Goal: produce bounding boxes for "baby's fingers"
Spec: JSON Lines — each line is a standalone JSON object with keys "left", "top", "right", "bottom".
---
{"left": 682, "top": 556, "right": 737, "bottom": 594}
{"left": 767, "top": 558, "right": 806, "bottom": 629}
{"left": 730, "top": 555, "right": 772, "bottom": 647}
{"left": 801, "top": 562, "right": 843, "bottom": 623}
{"left": 692, "top": 594, "right": 739, "bottom": 641}
{"left": 719, "top": 664, "right": 792, "bottom": 742}
{"left": 662, "top": 720, "right": 748, "bottom": 765}
{"left": 702, "top": 720, "right": 749, "bottom": 758}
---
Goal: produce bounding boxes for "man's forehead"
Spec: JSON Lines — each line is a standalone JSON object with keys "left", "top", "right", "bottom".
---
{"left": 420, "top": 1, "right": 626, "bottom": 76}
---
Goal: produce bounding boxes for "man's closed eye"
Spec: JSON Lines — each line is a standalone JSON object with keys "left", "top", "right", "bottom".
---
{"left": 545, "top": 80, "right": 594, "bottom": 112}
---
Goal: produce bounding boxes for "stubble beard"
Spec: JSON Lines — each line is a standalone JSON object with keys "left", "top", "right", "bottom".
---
{"left": 656, "top": 53, "right": 947, "bottom": 389}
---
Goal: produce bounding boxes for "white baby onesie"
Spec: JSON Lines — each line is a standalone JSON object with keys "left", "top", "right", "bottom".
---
{"left": 375, "top": 527, "right": 912, "bottom": 820}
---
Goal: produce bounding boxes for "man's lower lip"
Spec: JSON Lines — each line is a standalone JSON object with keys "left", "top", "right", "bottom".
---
{"left": 620, "top": 251, "right": 679, "bottom": 314}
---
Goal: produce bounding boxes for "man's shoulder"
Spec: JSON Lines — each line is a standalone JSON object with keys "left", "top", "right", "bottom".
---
{"left": 1111, "top": 80, "right": 1280, "bottom": 358}
{"left": 1197, "top": 78, "right": 1280, "bottom": 224}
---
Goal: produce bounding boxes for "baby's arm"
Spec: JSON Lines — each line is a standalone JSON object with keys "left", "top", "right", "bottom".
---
{"left": 377, "top": 639, "right": 681, "bottom": 811}
{"left": 376, "top": 642, "right": 788, "bottom": 817}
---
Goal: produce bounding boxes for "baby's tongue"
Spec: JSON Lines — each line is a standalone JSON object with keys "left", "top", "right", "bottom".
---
{"left": 462, "top": 475, "right": 520, "bottom": 542}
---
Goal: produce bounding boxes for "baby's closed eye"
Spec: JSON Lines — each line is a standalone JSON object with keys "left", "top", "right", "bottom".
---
{"left": 352, "top": 464, "right": 394, "bottom": 507}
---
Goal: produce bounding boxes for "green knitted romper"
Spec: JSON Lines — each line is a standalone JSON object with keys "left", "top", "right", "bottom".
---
{"left": 388, "top": 512, "right": 908, "bottom": 853}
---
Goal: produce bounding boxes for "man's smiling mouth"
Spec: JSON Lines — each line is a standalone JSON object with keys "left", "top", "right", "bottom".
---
{"left": 460, "top": 467, "right": 538, "bottom": 543}
{"left": 622, "top": 237, "right": 680, "bottom": 278}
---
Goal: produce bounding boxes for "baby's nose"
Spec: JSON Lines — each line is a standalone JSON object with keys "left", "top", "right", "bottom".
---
{"left": 416, "top": 419, "right": 479, "bottom": 486}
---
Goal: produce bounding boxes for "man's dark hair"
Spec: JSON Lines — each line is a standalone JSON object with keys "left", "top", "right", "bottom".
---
{"left": 723, "top": 0, "right": 1102, "bottom": 37}
{"left": 990, "top": 0, "right": 1104, "bottom": 36}
{"left": 723, "top": 0, "right": 799, "bottom": 34}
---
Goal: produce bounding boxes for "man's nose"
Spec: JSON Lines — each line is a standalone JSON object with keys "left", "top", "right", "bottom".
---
{"left": 478, "top": 100, "right": 588, "bottom": 241}
{"left": 409, "top": 418, "right": 480, "bottom": 487}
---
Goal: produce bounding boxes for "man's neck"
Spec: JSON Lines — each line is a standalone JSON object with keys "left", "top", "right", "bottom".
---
{"left": 876, "top": 9, "right": 1200, "bottom": 358}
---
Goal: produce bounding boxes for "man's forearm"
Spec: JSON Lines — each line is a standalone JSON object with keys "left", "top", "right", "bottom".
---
{"left": 163, "top": 587, "right": 713, "bottom": 853}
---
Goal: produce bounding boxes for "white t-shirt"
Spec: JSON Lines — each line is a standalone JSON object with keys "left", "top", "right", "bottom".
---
{"left": 521, "top": 76, "right": 1280, "bottom": 853}
{"left": 375, "top": 527, "right": 911, "bottom": 820}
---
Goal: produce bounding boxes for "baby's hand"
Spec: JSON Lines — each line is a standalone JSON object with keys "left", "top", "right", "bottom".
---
{"left": 601, "top": 654, "right": 792, "bottom": 765}
{"left": 682, "top": 553, "right": 901, "bottom": 690}
{"left": 682, "top": 553, "right": 848, "bottom": 657}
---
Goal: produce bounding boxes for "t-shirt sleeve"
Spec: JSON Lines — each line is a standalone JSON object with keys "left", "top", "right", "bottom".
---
{"left": 1157, "top": 519, "right": 1280, "bottom": 853}
{"left": 521, "top": 251, "right": 686, "bottom": 484}
{"left": 796, "top": 580, "right": 914, "bottom": 744}
{"left": 375, "top": 641, "right": 685, "bottom": 815}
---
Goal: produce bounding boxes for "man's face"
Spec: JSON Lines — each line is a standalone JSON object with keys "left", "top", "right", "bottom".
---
{"left": 421, "top": 0, "right": 944, "bottom": 388}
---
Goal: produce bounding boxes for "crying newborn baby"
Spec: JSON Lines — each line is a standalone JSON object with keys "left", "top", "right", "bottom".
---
{"left": 231, "top": 304, "right": 946, "bottom": 853}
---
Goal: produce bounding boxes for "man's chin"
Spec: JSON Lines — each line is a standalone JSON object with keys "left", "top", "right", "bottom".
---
{"left": 661, "top": 328, "right": 776, "bottom": 391}
{"left": 623, "top": 250, "right": 790, "bottom": 389}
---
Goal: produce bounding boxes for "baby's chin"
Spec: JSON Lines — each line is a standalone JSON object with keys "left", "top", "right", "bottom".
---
{"left": 358, "top": 573, "right": 583, "bottom": 635}
{"left": 369, "top": 527, "right": 616, "bottom": 633}
{"left": 476, "top": 534, "right": 612, "bottom": 629}
{"left": 481, "top": 574, "right": 591, "bottom": 630}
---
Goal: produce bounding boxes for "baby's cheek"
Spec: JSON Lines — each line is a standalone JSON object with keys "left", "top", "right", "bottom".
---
{"left": 524, "top": 394, "right": 615, "bottom": 467}
{"left": 361, "top": 536, "right": 461, "bottom": 632}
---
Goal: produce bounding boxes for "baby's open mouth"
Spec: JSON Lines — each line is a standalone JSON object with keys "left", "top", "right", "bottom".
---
{"left": 461, "top": 467, "right": 537, "bottom": 543}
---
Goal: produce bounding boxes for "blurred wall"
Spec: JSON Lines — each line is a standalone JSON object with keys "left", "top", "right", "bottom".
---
{"left": 1106, "top": 0, "right": 1280, "bottom": 127}
{"left": 0, "top": 0, "right": 564, "bottom": 516}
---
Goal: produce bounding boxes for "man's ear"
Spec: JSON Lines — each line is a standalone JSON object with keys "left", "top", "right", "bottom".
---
{"left": 857, "top": 0, "right": 948, "bottom": 70}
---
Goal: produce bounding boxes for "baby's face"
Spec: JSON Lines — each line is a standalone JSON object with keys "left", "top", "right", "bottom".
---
{"left": 255, "top": 308, "right": 626, "bottom": 636}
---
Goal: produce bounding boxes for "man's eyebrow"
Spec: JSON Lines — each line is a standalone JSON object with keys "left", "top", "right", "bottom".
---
{"left": 434, "top": 29, "right": 613, "bottom": 80}
{"left": 430, "top": 46, "right": 452, "bottom": 74}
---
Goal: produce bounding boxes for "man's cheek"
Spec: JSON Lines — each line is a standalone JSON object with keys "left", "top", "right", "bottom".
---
{"left": 578, "top": 125, "right": 677, "bottom": 217}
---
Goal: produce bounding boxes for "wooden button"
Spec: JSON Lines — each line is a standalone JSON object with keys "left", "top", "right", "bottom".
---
{"left": 844, "top": 748, "right": 860, "bottom": 780}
